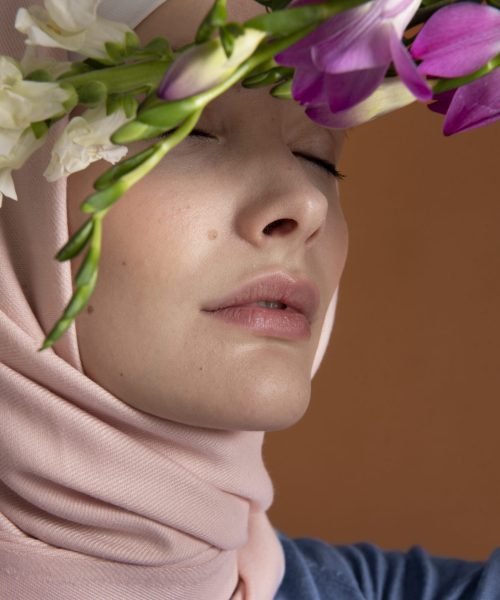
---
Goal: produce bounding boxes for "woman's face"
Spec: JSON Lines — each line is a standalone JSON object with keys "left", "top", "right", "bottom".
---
{"left": 67, "top": 0, "right": 349, "bottom": 431}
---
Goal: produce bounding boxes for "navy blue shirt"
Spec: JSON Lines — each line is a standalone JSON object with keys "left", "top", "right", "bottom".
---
{"left": 275, "top": 530, "right": 500, "bottom": 599}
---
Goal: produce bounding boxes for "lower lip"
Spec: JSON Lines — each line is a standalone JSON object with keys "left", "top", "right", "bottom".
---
{"left": 202, "top": 305, "right": 311, "bottom": 340}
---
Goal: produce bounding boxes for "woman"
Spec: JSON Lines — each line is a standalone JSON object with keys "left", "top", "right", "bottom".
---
{"left": 1, "top": 0, "right": 500, "bottom": 598}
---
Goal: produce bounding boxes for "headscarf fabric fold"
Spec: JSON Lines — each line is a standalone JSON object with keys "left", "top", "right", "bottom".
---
{"left": 0, "top": 1, "right": 339, "bottom": 598}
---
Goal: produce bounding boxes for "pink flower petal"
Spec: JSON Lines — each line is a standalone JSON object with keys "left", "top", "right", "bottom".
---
{"left": 389, "top": 27, "right": 432, "bottom": 101}
{"left": 324, "top": 66, "right": 386, "bottom": 112}
{"left": 443, "top": 68, "right": 500, "bottom": 135}
{"left": 411, "top": 3, "right": 500, "bottom": 78}
{"left": 274, "top": 38, "right": 316, "bottom": 69}
{"left": 291, "top": 66, "right": 325, "bottom": 105}
{"left": 428, "top": 89, "right": 455, "bottom": 116}
{"left": 305, "top": 75, "right": 417, "bottom": 128}
{"left": 274, "top": 4, "right": 370, "bottom": 68}
{"left": 312, "top": 20, "right": 392, "bottom": 73}
{"left": 384, "top": 0, "right": 421, "bottom": 36}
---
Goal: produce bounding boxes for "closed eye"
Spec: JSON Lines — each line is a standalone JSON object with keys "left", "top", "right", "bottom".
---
{"left": 293, "top": 150, "right": 346, "bottom": 181}
{"left": 172, "top": 128, "right": 346, "bottom": 181}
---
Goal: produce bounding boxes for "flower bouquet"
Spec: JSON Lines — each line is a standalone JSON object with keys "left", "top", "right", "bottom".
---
{"left": 1, "top": 0, "right": 498, "bottom": 352}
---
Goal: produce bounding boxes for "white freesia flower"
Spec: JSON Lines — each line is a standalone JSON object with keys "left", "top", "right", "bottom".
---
{"left": 20, "top": 46, "right": 72, "bottom": 80}
{"left": 44, "top": 105, "right": 131, "bottom": 182}
{"left": 0, "top": 56, "right": 73, "bottom": 130}
{"left": 0, "top": 127, "right": 46, "bottom": 207}
{"left": 15, "top": 0, "right": 135, "bottom": 61}
{"left": 305, "top": 78, "right": 418, "bottom": 129}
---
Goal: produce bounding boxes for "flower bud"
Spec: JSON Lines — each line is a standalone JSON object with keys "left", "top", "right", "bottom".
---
{"left": 158, "top": 28, "right": 267, "bottom": 100}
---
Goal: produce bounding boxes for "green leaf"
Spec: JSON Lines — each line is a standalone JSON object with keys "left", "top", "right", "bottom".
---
{"left": 94, "top": 145, "right": 158, "bottom": 189}
{"left": 58, "top": 82, "right": 78, "bottom": 113}
{"left": 110, "top": 119, "right": 167, "bottom": 144}
{"left": 55, "top": 218, "right": 94, "bottom": 261}
{"left": 105, "top": 41, "right": 126, "bottom": 63}
{"left": 122, "top": 96, "right": 138, "bottom": 119}
{"left": 219, "top": 25, "right": 235, "bottom": 59}
{"left": 38, "top": 316, "right": 74, "bottom": 351}
{"left": 142, "top": 37, "right": 174, "bottom": 60}
{"left": 65, "top": 270, "right": 98, "bottom": 319}
{"left": 137, "top": 97, "right": 197, "bottom": 128}
{"left": 75, "top": 245, "right": 98, "bottom": 287}
{"left": 83, "top": 57, "right": 112, "bottom": 69}
{"left": 57, "top": 62, "right": 93, "bottom": 80}
{"left": 195, "top": 0, "right": 228, "bottom": 44}
{"left": 125, "top": 31, "right": 140, "bottom": 53}
{"left": 106, "top": 94, "right": 138, "bottom": 118}
{"left": 38, "top": 267, "right": 98, "bottom": 351}
{"left": 270, "top": 78, "right": 292, "bottom": 99}
{"left": 139, "top": 93, "right": 167, "bottom": 112}
{"left": 24, "top": 69, "right": 53, "bottom": 82}
{"left": 219, "top": 22, "right": 246, "bottom": 58}
{"left": 30, "top": 120, "right": 49, "bottom": 140}
{"left": 77, "top": 80, "right": 108, "bottom": 106}
{"left": 81, "top": 181, "right": 127, "bottom": 212}
{"left": 244, "top": 4, "right": 327, "bottom": 34}
{"left": 242, "top": 65, "right": 294, "bottom": 87}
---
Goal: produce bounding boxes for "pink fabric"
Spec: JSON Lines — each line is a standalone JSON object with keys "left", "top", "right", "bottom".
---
{"left": 0, "top": 2, "right": 285, "bottom": 598}
{"left": 0, "top": 1, "right": 339, "bottom": 598}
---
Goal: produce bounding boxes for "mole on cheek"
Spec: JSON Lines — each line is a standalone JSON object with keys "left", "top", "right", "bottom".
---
{"left": 207, "top": 229, "right": 218, "bottom": 240}
{"left": 87, "top": 305, "right": 94, "bottom": 315}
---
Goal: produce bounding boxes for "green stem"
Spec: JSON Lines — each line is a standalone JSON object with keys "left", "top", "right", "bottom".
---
{"left": 39, "top": 212, "right": 105, "bottom": 351}
{"left": 39, "top": 0, "right": 376, "bottom": 350}
{"left": 123, "top": 108, "right": 204, "bottom": 185}
{"left": 81, "top": 108, "right": 204, "bottom": 213}
{"left": 244, "top": 0, "right": 370, "bottom": 34}
{"left": 183, "top": 0, "right": 370, "bottom": 107}
{"left": 58, "top": 59, "right": 171, "bottom": 96}
{"left": 432, "top": 55, "right": 500, "bottom": 94}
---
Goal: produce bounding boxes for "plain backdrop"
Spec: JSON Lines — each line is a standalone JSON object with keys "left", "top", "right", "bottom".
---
{"left": 264, "top": 99, "right": 500, "bottom": 561}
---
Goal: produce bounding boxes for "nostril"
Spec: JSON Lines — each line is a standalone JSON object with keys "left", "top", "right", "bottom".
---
{"left": 262, "top": 218, "right": 297, "bottom": 236}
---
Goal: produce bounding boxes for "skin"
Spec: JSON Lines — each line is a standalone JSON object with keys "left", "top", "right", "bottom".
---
{"left": 67, "top": 0, "right": 349, "bottom": 431}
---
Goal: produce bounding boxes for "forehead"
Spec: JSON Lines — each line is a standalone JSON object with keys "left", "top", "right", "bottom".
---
{"left": 135, "top": 0, "right": 346, "bottom": 149}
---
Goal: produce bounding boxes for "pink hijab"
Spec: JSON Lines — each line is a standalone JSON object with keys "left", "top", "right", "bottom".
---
{"left": 0, "top": 1, "right": 340, "bottom": 598}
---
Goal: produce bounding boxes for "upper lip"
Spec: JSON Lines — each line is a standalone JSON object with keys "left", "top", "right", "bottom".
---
{"left": 201, "top": 271, "right": 321, "bottom": 324}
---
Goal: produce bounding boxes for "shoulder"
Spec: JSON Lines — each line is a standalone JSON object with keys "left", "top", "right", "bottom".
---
{"left": 274, "top": 529, "right": 500, "bottom": 600}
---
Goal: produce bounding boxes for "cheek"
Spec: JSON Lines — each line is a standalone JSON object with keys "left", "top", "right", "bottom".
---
{"left": 324, "top": 195, "right": 349, "bottom": 278}
{"left": 95, "top": 168, "right": 230, "bottom": 297}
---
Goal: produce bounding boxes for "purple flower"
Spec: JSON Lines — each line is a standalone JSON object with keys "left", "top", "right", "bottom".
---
{"left": 305, "top": 76, "right": 418, "bottom": 128}
{"left": 410, "top": 2, "right": 500, "bottom": 135}
{"left": 274, "top": 0, "right": 432, "bottom": 127}
{"left": 427, "top": 70, "right": 500, "bottom": 136}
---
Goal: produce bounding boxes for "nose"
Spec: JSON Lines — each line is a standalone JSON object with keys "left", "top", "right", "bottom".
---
{"left": 234, "top": 155, "right": 330, "bottom": 252}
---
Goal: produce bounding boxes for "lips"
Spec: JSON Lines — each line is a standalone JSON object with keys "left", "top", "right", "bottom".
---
{"left": 201, "top": 271, "right": 320, "bottom": 324}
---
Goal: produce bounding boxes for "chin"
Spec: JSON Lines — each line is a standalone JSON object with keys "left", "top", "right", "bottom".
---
{"left": 219, "top": 358, "right": 313, "bottom": 432}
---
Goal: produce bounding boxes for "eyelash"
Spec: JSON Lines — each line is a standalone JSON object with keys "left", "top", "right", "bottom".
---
{"left": 161, "top": 128, "right": 346, "bottom": 181}
{"left": 295, "top": 150, "right": 346, "bottom": 181}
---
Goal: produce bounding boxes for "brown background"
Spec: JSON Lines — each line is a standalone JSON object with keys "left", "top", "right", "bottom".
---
{"left": 264, "top": 101, "right": 500, "bottom": 560}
